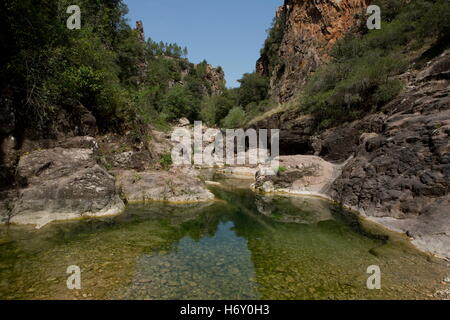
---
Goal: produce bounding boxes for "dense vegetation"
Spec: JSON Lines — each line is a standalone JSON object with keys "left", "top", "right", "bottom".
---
{"left": 200, "top": 72, "right": 271, "bottom": 128}
{"left": 0, "top": 0, "right": 226, "bottom": 141}
{"left": 297, "top": 0, "right": 450, "bottom": 129}
{"left": 1, "top": 0, "right": 134, "bottom": 135}
{"left": 0, "top": 0, "right": 277, "bottom": 140}
{"left": 260, "top": 8, "right": 287, "bottom": 77}
{"left": 5, "top": 0, "right": 442, "bottom": 136}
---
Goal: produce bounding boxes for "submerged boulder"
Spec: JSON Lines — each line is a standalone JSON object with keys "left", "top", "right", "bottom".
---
{"left": 255, "top": 195, "right": 334, "bottom": 225}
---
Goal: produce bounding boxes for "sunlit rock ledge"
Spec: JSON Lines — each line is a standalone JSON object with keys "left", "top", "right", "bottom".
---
{"left": 114, "top": 168, "right": 215, "bottom": 204}
{"left": 2, "top": 147, "right": 126, "bottom": 229}
{"left": 252, "top": 155, "right": 345, "bottom": 195}
{"left": 0, "top": 147, "right": 215, "bottom": 229}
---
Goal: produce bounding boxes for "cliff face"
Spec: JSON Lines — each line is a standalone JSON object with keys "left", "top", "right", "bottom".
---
{"left": 329, "top": 51, "right": 450, "bottom": 258}
{"left": 251, "top": 51, "right": 450, "bottom": 259}
{"left": 250, "top": 0, "right": 450, "bottom": 258}
{"left": 203, "top": 64, "right": 225, "bottom": 96}
{"left": 258, "top": 0, "right": 370, "bottom": 102}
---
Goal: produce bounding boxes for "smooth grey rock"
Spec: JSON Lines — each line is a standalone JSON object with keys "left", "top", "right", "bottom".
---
{"left": 9, "top": 147, "right": 125, "bottom": 228}
{"left": 253, "top": 155, "right": 342, "bottom": 197}
{"left": 115, "top": 168, "right": 215, "bottom": 203}
{"left": 330, "top": 51, "right": 450, "bottom": 259}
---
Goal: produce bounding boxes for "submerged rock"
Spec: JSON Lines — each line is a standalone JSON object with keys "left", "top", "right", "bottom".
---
{"left": 255, "top": 194, "right": 334, "bottom": 224}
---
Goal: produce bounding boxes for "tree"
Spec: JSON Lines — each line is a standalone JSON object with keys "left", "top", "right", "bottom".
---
{"left": 222, "top": 107, "right": 246, "bottom": 128}
{"left": 160, "top": 85, "right": 197, "bottom": 121}
{"left": 237, "top": 72, "right": 269, "bottom": 108}
{"left": 200, "top": 91, "right": 237, "bottom": 126}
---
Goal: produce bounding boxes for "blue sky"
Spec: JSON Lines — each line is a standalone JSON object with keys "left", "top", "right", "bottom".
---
{"left": 123, "top": 0, "right": 282, "bottom": 87}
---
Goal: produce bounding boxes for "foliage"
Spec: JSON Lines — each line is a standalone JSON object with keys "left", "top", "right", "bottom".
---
{"left": 297, "top": 0, "right": 450, "bottom": 129}
{"left": 237, "top": 72, "right": 269, "bottom": 108}
{"left": 199, "top": 71, "right": 270, "bottom": 127}
{"left": 146, "top": 38, "right": 188, "bottom": 58}
{"left": 0, "top": 0, "right": 222, "bottom": 137}
{"left": 160, "top": 85, "right": 197, "bottom": 122}
{"left": 200, "top": 90, "right": 238, "bottom": 126}
{"left": 222, "top": 107, "right": 246, "bottom": 129}
{"left": 260, "top": 10, "right": 287, "bottom": 74}
{"left": 0, "top": 0, "right": 139, "bottom": 134}
{"left": 159, "top": 152, "right": 173, "bottom": 170}
{"left": 244, "top": 99, "right": 273, "bottom": 124}
{"left": 277, "top": 166, "right": 287, "bottom": 173}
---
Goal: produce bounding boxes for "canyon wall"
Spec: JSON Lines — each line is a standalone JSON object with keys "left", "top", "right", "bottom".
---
{"left": 257, "top": 0, "right": 370, "bottom": 102}
{"left": 251, "top": 0, "right": 450, "bottom": 258}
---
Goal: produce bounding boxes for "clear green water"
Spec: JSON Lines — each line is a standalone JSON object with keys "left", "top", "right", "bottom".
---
{"left": 0, "top": 185, "right": 448, "bottom": 300}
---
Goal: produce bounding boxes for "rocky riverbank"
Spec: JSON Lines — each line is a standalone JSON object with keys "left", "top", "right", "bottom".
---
{"left": 252, "top": 155, "right": 344, "bottom": 197}
{"left": 0, "top": 129, "right": 215, "bottom": 228}
{"left": 3, "top": 146, "right": 125, "bottom": 228}
{"left": 114, "top": 168, "right": 214, "bottom": 203}
{"left": 329, "top": 51, "right": 450, "bottom": 260}
{"left": 249, "top": 51, "right": 450, "bottom": 260}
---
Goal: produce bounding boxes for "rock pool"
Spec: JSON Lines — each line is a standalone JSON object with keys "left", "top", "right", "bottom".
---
{"left": 0, "top": 185, "right": 448, "bottom": 300}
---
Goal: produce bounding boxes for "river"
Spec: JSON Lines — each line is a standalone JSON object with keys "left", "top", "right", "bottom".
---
{"left": 0, "top": 181, "right": 448, "bottom": 299}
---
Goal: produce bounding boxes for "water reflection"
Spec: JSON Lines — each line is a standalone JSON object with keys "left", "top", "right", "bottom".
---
{"left": 126, "top": 222, "right": 259, "bottom": 300}
{"left": 0, "top": 186, "right": 448, "bottom": 300}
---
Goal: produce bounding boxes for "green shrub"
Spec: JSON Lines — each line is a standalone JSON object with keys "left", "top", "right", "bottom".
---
{"left": 373, "top": 79, "right": 403, "bottom": 105}
{"left": 277, "top": 166, "right": 287, "bottom": 173}
{"left": 244, "top": 99, "right": 273, "bottom": 123}
{"left": 222, "top": 107, "right": 246, "bottom": 128}
{"left": 237, "top": 72, "right": 269, "bottom": 108}
{"left": 160, "top": 85, "right": 197, "bottom": 122}
{"left": 296, "top": 0, "right": 450, "bottom": 129}
{"left": 159, "top": 153, "right": 173, "bottom": 170}
{"left": 200, "top": 91, "right": 238, "bottom": 126}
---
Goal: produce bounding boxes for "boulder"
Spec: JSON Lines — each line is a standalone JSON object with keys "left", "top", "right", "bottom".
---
{"left": 178, "top": 117, "right": 190, "bottom": 127}
{"left": 216, "top": 167, "right": 259, "bottom": 180}
{"left": 253, "top": 155, "right": 342, "bottom": 196}
{"left": 114, "top": 167, "right": 215, "bottom": 203}
{"left": 255, "top": 195, "right": 334, "bottom": 224}
{"left": 329, "top": 51, "right": 450, "bottom": 259}
{"left": 9, "top": 147, "right": 125, "bottom": 228}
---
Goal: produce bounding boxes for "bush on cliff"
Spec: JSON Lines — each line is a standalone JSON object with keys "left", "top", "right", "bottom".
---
{"left": 222, "top": 107, "right": 246, "bottom": 129}
{"left": 298, "top": 0, "right": 450, "bottom": 130}
{"left": 237, "top": 72, "right": 270, "bottom": 108}
{"left": 0, "top": 0, "right": 223, "bottom": 137}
